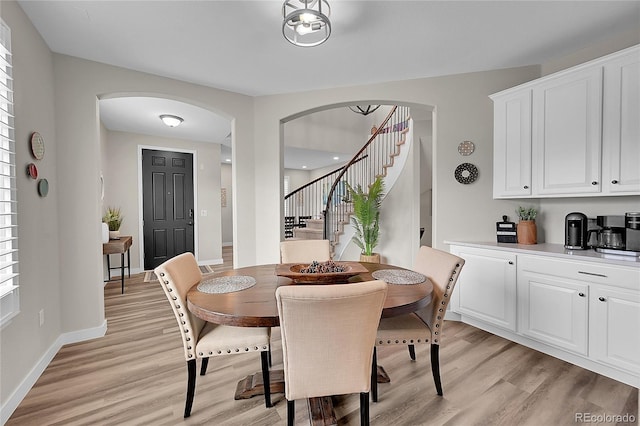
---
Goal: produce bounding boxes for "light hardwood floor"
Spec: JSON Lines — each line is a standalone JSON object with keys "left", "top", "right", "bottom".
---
{"left": 7, "top": 247, "right": 638, "bottom": 425}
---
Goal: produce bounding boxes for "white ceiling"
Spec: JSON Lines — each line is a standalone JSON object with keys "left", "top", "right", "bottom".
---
{"left": 17, "top": 1, "right": 640, "bottom": 169}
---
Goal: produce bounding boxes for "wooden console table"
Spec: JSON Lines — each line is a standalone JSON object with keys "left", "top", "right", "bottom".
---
{"left": 103, "top": 236, "right": 132, "bottom": 294}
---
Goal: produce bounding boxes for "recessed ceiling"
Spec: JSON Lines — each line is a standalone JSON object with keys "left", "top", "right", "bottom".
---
{"left": 21, "top": 1, "right": 639, "bottom": 170}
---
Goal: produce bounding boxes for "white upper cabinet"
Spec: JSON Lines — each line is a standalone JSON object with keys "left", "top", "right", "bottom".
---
{"left": 492, "top": 90, "right": 532, "bottom": 197}
{"left": 533, "top": 67, "right": 603, "bottom": 195}
{"left": 602, "top": 49, "right": 640, "bottom": 194}
{"left": 491, "top": 44, "right": 639, "bottom": 199}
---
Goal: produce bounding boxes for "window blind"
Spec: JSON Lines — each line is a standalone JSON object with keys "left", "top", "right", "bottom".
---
{"left": 0, "top": 18, "right": 19, "bottom": 327}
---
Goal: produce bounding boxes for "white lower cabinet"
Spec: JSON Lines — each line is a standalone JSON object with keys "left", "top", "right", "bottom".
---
{"left": 450, "top": 246, "right": 516, "bottom": 332}
{"left": 448, "top": 244, "right": 640, "bottom": 387}
{"left": 518, "top": 258, "right": 589, "bottom": 355}
{"left": 590, "top": 286, "right": 640, "bottom": 375}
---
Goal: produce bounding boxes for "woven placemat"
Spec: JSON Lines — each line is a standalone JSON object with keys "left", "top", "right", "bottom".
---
{"left": 372, "top": 269, "right": 426, "bottom": 285}
{"left": 197, "top": 276, "right": 256, "bottom": 294}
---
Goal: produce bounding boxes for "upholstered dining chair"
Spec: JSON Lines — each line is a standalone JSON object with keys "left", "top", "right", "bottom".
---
{"left": 155, "top": 252, "right": 272, "bottom": 418}
{"left": 373, "top": 246, "right": 465, "bottom": 400}
{"left": 276, "top": 280, "right": 388, "bottom": 426}
{"left": 280, "top": 239, "right": 331, "bottom": 263}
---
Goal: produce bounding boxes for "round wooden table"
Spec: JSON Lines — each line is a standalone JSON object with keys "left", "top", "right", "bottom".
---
{"left": 187, "top": 262, "right": 433, "bottom": 327}
{"left": 186, "top": 261, "right": 433, "bottom": 423}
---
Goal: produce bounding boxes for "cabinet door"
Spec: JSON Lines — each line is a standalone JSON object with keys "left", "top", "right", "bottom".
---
{"left": 492, "top": 90, "right": 532, "bottom": 198}
{"left": 591, "top": 286, "right": 640, "bottom": 375}
{"left": 533, "top": 67, "right": 603, "bottom": 195}
{"left": 602, "top": 49, "right": 640, "bottom": 194}
{"left": 452, "top": 247, "right": 517, "bottom": 331}
{"left": 518, "top": 271, "right": 588, "bottom": 355}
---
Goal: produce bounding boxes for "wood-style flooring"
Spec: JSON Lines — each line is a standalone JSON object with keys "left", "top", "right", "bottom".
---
{"left": 7, "top": 247, "right": 638, "bottom": 425}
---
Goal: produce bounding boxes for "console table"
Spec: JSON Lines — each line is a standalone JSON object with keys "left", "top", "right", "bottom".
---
{"left": 103, "top": 236, "right": 132, "bottom": 294}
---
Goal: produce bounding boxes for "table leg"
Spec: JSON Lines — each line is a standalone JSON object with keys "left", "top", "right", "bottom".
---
{"left": 307, "top": 397, "right": 337, "bottom": 426}
{"left": 120, "top": 252, "right": 125, "bottom": 294}
{"left": 234, "top": 369, "right": 284, "bottom": 400}
{"left": 127, "top": 248, "right": 131, "bottom": 278}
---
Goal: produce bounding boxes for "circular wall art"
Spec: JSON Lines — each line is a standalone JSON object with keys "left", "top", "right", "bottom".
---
{"left": 458, "top": 140, "right": 475, "bottom": 156}
{"left": 454, "top": 163, "right": 479, "bottom": 184}
{"left": 27, "top": 163, "right": 38, "bottom": 179}
{"left": 30, "top": 132, "right": 45, "bottom": 160}
{"left": 37, "top": 178, "right": 49, "bottom": 197}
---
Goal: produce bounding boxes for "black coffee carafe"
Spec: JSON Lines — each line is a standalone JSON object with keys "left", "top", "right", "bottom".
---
{"left": 565, "top": 212, "right": 588, "bottom": 249}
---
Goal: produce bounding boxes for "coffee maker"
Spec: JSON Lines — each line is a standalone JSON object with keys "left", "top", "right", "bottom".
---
{"left": 625, "top": 212, "right": 640, "bottom": 252}
{"left": 589, "top": 215, "right": 627, "bottom": 254}
{"left": 565, "top": 212, "right": 588, "bottom": 249}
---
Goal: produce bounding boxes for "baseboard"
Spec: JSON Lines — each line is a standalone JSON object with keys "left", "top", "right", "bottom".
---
{"left": 199, "top": 258, "right": 223, "bottom": 266}
{"left": 1, "top": 320, "right": 107, "bottom": 424}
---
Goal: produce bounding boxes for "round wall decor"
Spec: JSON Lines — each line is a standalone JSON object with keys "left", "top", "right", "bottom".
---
{"left": 37, "top": 178, "right": 49, "bottom": 197}
{"left": 454, "top": 163, "right": 479, "bottom": 184}
{"left": 27, "top": 163, "right": 38, "bottom": 179}
{"left": 30, "top": 132, "right": 45, "bottom": 160}
{"left": 458, "top": 140, "right": 475, "bottom": 156}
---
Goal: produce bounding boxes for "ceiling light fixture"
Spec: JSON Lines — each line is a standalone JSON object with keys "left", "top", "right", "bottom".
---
{"left": 159, "top": 114, "right": 184, "bottom": 127}
{"left": 282, "top": 0, "right": 331, "bottom": 47}
{"left": 349, "top": 105, "right": 381, "bottom": 116}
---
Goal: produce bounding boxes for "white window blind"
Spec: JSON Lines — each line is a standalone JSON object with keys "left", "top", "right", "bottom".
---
{"left": 0, "top": 18, "right": 19, "bottom": 327}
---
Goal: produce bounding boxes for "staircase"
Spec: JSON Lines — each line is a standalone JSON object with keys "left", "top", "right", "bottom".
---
{"left": 284, "top": 106, "right": 412, "bottom": 259}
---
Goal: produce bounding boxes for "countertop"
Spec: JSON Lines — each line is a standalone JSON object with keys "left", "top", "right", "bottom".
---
{"left": 444, "top": 241, "right": 640, "bottom": 268}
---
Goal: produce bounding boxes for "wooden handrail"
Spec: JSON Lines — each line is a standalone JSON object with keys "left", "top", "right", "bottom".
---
{"left": 284, "top": 154, "right": 369, "bottom": 201}
{"left": 323, "top": 106, "right": 398, "bottom": 222}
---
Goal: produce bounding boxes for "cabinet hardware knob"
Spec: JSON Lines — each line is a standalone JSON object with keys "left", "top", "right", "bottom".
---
{"left": 591, "top": 181, "right": 598, "bottom": 185}
{"left": 598, "top": 297, "right": 606, "bottom": 302}
{"left": 578, "top": 292, "right": 585, "bottom": 297}
{"left": 523, "top": 185, "right": 529, "bottom": 189}
{"left": 508, "top": 261, "right": 514, "bottom": 265}
{"left": 611, "top": 180, "right": 618, "bottom": 184}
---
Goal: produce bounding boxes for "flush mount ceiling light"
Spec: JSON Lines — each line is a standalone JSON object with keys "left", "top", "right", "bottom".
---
{"left": 159, "top": 114, "right": 184, "bottom": 127}
{"left": 282, "top": 0, "right": 331, "bottom": 47}
{"left": 349, "top": 105, "right": 381, "bottom": 116}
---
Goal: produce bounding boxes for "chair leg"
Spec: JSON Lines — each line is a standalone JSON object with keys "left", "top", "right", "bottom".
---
{"left": 360, "top": 392, "right": 370, "bottom": 426}
{"left": 184, "top": 359, "right": 197, "bottom": 418}
{"left": 371, "top": 347, "right": 378, "bottom": 403}
{"left": 287, "top": 400, "right": 295, "bottom": 426}
{"left": 261, "top": 351, "right": 272, "bottom": 408}
{"left": 431, "top": 344, "right": 443, "bottom": 396}
{"left": 200, "top": 357, "right": 209, "bottom": 376}
{"left": 408, "top": 344, "right": 416, "bottom": 360}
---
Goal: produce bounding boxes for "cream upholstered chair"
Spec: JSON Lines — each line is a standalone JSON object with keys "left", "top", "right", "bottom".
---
{"left": 155, "top": 252, "right": 272, "bottom": 417}
{"left": 276, "top": 281, "right": 388, "bottom": 426}
{"left": 280, "top": 239, "right": 331, "bottom": 263}
{"left": 374, "top": 246, "right": 465, "bottom": 400}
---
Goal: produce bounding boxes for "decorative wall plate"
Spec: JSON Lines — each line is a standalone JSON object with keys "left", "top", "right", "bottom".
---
{"left": 454, "top": 163, "right": 479, "bottom": 184}
{"left": 30, "top": 132, "right": 45, "bottom": 160}
{"left": 27, "top": 163, "right": 38, "bottom": 179}
{"left": 37, "top": 178, "right": 49, "bottom": 197}
{"left": 458, "top": 140, "right": 475, "bottom": 156}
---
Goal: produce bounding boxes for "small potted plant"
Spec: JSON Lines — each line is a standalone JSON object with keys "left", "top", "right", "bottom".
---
{"left": 516, "top": 206, "right": 537, "bottom": 245}
{"left": 103, "top": 206, "right": 123, "bottom": 240}
{"left": 347, "top": 176, "right": 385, "bottom": 263}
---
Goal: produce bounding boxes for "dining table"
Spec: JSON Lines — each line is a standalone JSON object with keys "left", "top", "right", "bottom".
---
{"left": 186, "top": 260, "right": 433, "bottom": 424}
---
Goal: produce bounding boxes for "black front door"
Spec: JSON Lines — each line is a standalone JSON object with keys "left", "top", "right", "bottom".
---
{"left": 142, "top": 149, "right": 195, "bottom": 270}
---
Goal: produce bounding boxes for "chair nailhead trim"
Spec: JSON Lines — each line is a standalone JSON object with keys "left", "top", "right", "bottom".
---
{"left": 227, "top": 350, "right": 231, "bottom": 353}
{"left": 188, "top": 354, "right": 193, "bottom": 358}
{"left": 217, "top": 350, "right": 222, "bottom": 354}
{"left": 159, "top": 272, "right": 165, "bottom": 276}
{"left": 245, "top": 348, "right": 249, "bottom": 351}
{"left": 209, "top": 351, "right": 213, "bottom": 355}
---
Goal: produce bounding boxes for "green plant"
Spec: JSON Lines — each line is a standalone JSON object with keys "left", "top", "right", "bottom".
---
{"left": 516, "top": 206, "right": 537, "bottom": 221}
{"left": 102, "top": 206, "right": 123, "bottom": 231}
{"left": 347, "top": 177, "right": 385, "bottom": 256}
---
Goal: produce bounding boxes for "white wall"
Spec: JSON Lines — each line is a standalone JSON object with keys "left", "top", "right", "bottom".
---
{"left": 221, "top": 163, "right": 233, "bottom": 246}
{"left": 102, "top": 129, "right": 223, "bottom": 269}
{"left": 0, "top": 0, "right": 63, "bottom": 415}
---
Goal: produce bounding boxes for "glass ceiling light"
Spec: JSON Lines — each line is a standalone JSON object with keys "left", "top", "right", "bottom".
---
{"left": 159, "top": 114, "right": 184, "bottom": 127}
{"left": 283, "top": 0, "right": 331, "bottom": 47}
{"left": 349, "top": 105, "right": 381, "bottom": 116}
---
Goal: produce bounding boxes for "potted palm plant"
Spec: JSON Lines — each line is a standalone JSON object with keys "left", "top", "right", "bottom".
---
{"left": 347, "top": 176, "right": 385, "bottom": 263}
{"left": 103, "top": 206, "right": 123, "bottom": 240}
{"left": 516, "top": 206, "right": 537, "bottom": 245}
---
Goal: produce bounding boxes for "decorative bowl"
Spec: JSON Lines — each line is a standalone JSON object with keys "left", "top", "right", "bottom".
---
{"left": 276, "top": 261, "right": 368, "bottom": 283}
